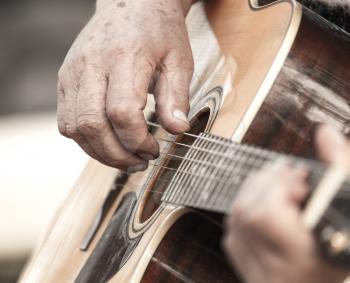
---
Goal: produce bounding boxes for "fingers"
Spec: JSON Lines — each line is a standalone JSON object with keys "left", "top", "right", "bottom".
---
{"left": 233, "top": 160, "right": 308, "bottom": 211}
{"left": 106, "top": 56, "right": 159, "bottom": 160}
{"left": 267, "top": 161, "right": 309, "bottom": 204}
{"left": 316, "top": 125, "right": 350, "bottom": 168}
{"left": 57, "top": 73, "right": 100, "bottom": 160}
{"left": 57, "top": 81, "right": 67, "bottom": 136}
{"left": 76, "top": 64, "right": 146, "bottom": 170}
{"left": 154, "top": 50, "right": 193, "bottom": 134}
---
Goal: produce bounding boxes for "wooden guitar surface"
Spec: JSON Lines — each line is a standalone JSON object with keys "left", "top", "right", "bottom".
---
{"left": 19, "top": 1, "right": 350, "bottom": 282}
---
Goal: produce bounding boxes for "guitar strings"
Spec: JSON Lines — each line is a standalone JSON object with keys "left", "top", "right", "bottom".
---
{"left": 119, "top": 156, "right": 321, "bottom": 199}
{"left": 111, "top": 121, "right": 349, "bottom": 198}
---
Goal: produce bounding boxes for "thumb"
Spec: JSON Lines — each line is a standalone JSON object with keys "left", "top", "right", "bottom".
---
{"left": 154, "top": 51, "right": 193, "bottom": 134}
{"left": 316, "top": 124, "right": 349, "bottom": 167}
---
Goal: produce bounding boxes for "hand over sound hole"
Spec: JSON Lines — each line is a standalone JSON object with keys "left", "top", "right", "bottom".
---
{"left": 57, "top": 0, "right": 195, "bottom": 172}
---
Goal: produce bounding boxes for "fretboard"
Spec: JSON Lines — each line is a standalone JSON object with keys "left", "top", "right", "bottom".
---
{"left": 161, "top": 132, "right": 327, "bottom": 213}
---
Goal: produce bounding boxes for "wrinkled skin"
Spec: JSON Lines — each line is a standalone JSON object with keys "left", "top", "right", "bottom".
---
{"left": 224, "top": 125, "right": 350, "bottom": 283}
{"left": 57, "top": 0, "right": 194, "bottom": 172}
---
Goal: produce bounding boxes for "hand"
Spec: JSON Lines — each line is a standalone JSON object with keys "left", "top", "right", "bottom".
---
{"left": 223, "top": 125, "right": 349, "bottom": 283}
{"left": 57, "top": 0, "right": 194, "bottom": 172}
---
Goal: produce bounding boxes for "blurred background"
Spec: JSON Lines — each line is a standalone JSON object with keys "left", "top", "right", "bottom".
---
{"left": 0, "top": 0, "right": 94, "bottom": 282}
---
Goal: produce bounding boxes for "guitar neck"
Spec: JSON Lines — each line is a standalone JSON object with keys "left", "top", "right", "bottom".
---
{"left": 161, "top": 132, "right": 327, "bottom": 213}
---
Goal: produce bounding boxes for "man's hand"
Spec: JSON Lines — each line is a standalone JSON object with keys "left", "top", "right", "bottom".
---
{"left": 57, "top": 0, "right": 194, "bottom": 172}
{"left": 224, "top": 125, "right": 349, "bottom": 283}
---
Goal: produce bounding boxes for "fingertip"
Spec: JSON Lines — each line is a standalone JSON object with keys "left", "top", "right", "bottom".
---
{"left": 317, "top": 124, "right": 345, "bottom": 145}
{"left": 158, "top": 108, "right": 191, "bottom": 134}
{"left": 316, "top": 124, "right": 346, "bottom": 163}
{"left": 172, "top": 109, "right": 191, "bottom": 132}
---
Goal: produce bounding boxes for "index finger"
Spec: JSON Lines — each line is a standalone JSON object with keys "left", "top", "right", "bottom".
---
{"left": 106, "top": 55, "right": 159, "bottom": 160}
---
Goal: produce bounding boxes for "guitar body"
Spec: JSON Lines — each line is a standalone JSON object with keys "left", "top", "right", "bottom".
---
{"left": 20, "top": 1, "right": 350, "bottom": 283}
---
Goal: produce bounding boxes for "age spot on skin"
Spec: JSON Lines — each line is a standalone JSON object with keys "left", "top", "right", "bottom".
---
{"left": 117, "top": 1, "right": 126, "bottom": 8}
{"left": 104, "top": 21, "right": 113, "bottom": 28}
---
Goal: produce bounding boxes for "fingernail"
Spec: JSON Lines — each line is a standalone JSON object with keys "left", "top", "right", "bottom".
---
{"left": 173, "top": 109, "right": 190, "bottom": 128}
{"left": 139, "top": 153, "right": 156, "bottom": 161}
{"left": 127, "top": 163, "right": 148, "bottom": 174}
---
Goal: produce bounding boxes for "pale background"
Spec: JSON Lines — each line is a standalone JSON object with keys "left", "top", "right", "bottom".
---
{"left": 0, "top": 0, "right": 94, "bottom": 282}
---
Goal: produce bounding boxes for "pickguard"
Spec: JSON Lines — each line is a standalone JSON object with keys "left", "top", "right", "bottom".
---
{"left": 75, "top": 193, "right": 141, "bottom": 283}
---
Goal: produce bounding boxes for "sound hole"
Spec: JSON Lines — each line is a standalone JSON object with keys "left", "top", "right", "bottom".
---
{"left": 140, "top": 110, "right": 210, "bottom": 222}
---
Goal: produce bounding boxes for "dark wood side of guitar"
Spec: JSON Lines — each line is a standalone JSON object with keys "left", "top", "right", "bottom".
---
{"left": 140, "top": 7, "right": 350, "bottom": 283}
{"left": 244, "top": 7, "right": 350, "bottom": 153}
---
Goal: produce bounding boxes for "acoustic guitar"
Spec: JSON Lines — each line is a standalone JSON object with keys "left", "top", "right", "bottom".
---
{"left": 20, "top": 0, "right": 350, "bottom": 282}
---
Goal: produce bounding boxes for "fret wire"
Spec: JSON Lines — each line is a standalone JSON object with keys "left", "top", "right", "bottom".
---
{"left": 149, "top": 133, "right": 179, "bottom": 201}
{"left": 166, "top": 133, "right": 205, "bottom": 203}
{"left": 223, "top": 185, "right": 241, "bottom": 213}
{"left": 179, "top": 134, "right": 209, "bottom": 204}
{"left": 216, "top": 172, "right": 243, "bottom": 209}
{"left": 188, "top": 136, "right": 212, "bottom": 207}
{"left": 166, "top": 135, "right": 188, "bottom": 201}
{"left": 202, "top": 134, "right": 232, "bottom": 210}
{"left": 216, "top": 144, "right": 264, "bottom": 208}
{"left": 201, "top": 133, "right": 236, "bottom": 210}
{"left": 194, "top": 134, "right": 225, "bottom": 209}
{"left": 165, "top": 134, "right": 193, "bottom": 202}
{"left": 172, "top": 134, "right": 207, "bottom": 204}
{"left": 209, "top": 136, "right": 243, "bottom": 209}
{"left": 195, "top": 136, "right": 227, "bottom": 207}
{"left": 216, "top": 146, "right": 248, "bottom": 207}
{"left": 179, "top": 134, "right": 212, "bottom": 206}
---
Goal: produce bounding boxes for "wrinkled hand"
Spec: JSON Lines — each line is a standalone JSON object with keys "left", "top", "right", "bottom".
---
{"left": 224, "top": 125, "right": 349, "bottom": 283}
{"left": 57, "top": 0, "right": 194, "bottom": 172}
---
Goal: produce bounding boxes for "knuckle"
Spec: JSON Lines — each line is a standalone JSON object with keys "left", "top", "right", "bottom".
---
{"left": 232, "top": 203, "right": 266, "bottom": 230}
{"left": 77, "top": 115, "right": 105, "bottom": 136}
{"left": 106, "top": 104, "right": 133, "bottom": 125}
{"left": 64, "top": 124, "right": 79, "bottom": 138}
{"left": 57, "top": 67, "right": 73, "bottom": 88}
{"left": 244, "top": 210, "right": 271, "bottom": 231}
